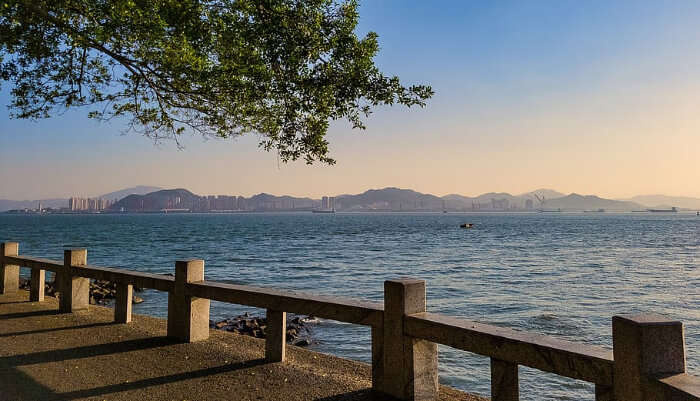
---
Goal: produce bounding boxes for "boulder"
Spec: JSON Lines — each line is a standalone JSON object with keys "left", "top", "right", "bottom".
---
{"left": 211, "top": 313, "right": 315, "bottom": 344}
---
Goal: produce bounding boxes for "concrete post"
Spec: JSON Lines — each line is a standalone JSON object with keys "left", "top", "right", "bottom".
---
{"left": 167, "top": 259, "right": 210, "bottom": 342}
{"left": 59, "top": 249, "right": 89, "bottom": 312}
{"left": 594, "top": 384, "right": 614, "bottom": 401}
{"left": 383, "top": 279, "right": 438, "bottom": 401}
{"left": 491, "top": 358, "right": 519, "bottom": 401}
{"left": 0, "top": 242, "right": 19, "bottom": 294}
{"left": 612, "top": 314, "right": 686, "bottom": 401}
{"left": 115, "top": 283, "right": 133, "bottom": 323}
{"left": 371, "top": 324, "right": 384, "bottom": 393}
{"left": 29, "top": 267, "right": 45, "bottom": 302}
{"left": 265, "top": 309, "right": 286, "bottom": 362}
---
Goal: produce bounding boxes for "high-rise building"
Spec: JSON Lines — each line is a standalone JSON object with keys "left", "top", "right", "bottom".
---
{"left": 320, "top": 196, "right": 336, "bottom": 210}
{"left": 68, "top": 197, "right": 112, "bottom": 211}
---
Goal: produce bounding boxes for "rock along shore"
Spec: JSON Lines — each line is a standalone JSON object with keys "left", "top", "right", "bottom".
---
{"left": 18, "top": 278, "right": 144, "bottom": 305}
{"left": 211, "top": 314, "right": 315, "bottom": 347}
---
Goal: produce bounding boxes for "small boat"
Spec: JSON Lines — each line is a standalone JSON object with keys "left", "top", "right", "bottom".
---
{"left": 460, "top": 223, "right": 474, "bottom": 229}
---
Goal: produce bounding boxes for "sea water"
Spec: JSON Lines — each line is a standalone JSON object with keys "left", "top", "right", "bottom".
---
{"left": 1, "top": 212, "right": 698, "bottom": 400}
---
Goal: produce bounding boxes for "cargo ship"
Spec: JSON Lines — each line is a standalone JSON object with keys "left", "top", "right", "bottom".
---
{"left": 312, "top": 208, "right": 335, "bottom": 214}
{"left": 647, "top": 207, "right": 678, "bottom": 213}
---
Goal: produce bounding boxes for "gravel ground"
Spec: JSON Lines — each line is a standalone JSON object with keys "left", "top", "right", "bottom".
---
{"left": 0, "top": 291, "right": 486, "bottom": 401}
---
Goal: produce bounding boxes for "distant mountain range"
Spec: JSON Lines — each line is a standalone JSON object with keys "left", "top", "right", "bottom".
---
{"left": 340, "top": 188, "right": 645, "bottom": 212}
{"left": 100, "top": 186, "right": 162, "bottom": 201}
{"left": 113, "top": 188, "right": 202, "bottom": 211}
{"left": 103, "top": 187, "right": 660, "bottom": 212}
{"left": 111, "top": 189, "right": 316, "bottom": 212}
{"left": 3, "top": 186, "right": 700, "bottom": 212}
{"left": 619, "top": 195, "right": 700, "bottom": 210}
{"left": 0, "top": 198, "right": 68, "bottom": 211}
{"left": 337, "top": 188, "right": 444, "bottom": 211}
{"left": 518, "top": 189, "right": 566, "bottom": 199}
{"left": 544, "top": 194, "right": 642, "bottom": 211}
{"left": 0, "top": 186, "right": 161, "bottom": 212}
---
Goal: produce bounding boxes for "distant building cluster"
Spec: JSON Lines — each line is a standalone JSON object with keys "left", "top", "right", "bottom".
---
{"left": 68, "top": 197, "right": 114, "bottom": 211}
{"left": 321, "top": 196, "right": 336, "bottom": 210}
{"left": 196, "top": 195, "right": 246, "bottom": 211}
{"left": 491, "top": 198, "right": 510, "bottom": 209}
{"left": 470, "top": 197, "right": 535, "bottom": 210}
{"left": 193, "top": 195, "right": 300, "bottom": 211}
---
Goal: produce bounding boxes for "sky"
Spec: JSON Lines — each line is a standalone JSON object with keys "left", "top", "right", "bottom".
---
{"left": 2, "top": 0, "right": 700, "bottom": 200}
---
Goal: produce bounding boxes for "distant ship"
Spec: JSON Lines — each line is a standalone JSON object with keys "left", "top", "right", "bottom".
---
{"left": 312, "top": 208, "right": 335, "bottom": 214}
{"left": 584, "top": 209, "right": 605, "bottom": 213}
{"left": 647, "top": 207, "right": 678, "bottom": 213}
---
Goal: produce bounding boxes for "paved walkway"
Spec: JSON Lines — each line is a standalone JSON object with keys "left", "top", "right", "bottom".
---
{"left": 0, "top": 291, "right": 484, "bottom": 401}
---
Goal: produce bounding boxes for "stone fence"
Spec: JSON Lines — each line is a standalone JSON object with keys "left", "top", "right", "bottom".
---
{"left": 1, "top": 241, "right": 698, "bottom": 401}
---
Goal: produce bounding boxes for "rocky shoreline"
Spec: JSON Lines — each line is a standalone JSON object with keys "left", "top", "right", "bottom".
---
{"left": 18, "top": 278, "right": 144, "bottom": 305}
{"left": 18, "top": 278, "right": 317, "bottom": 346}
{"left": 211, "top": 313, "right": 316, "bottom": 347}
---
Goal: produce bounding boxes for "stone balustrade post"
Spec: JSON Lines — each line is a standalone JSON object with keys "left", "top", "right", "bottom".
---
{"left": 29, "top": 265, "right": 45, "bottom": 302}
{"left": 59, "top": 249, "right": 89, "bottom": 312}
{"left": 115, "top": 283, "right": 133, "bottom": 323}
{"left": 167, "top": 259, "right": 210, "bottom": 342}
{"left": 383, "top": 279, "right": 438, "bottom": 401}
{"left": 612, "top": 314, "right": 687, "bottom": 401}
{"left": 265, "top": 309, "right": 286, "bottom": 362}
{"left": 0, "top": 242, "right": 19, "bottom": 294}
{"left": 594, "top": 384, "right": 614, "bottom": 401}
{"left": 491, "top": 358, "right": 519, "bottom": 401}
{"left": 371, "top": 324, "right": 384, "bottom": 393}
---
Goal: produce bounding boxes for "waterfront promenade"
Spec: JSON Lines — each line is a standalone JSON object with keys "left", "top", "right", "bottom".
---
{"left": 0, "top": 291, "right": 482, "bottom": 401}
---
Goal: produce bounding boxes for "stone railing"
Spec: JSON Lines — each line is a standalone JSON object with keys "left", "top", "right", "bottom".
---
{"left": 1, "top": 241, "right": 698, "bottom": 401}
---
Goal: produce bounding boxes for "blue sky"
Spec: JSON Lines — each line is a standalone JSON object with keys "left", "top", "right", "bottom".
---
{"left": 2, "top": 1, "right": 700, "bottom": 199}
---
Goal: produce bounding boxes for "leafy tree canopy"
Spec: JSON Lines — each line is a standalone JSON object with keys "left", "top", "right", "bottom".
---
{"left": 0, "top": 0, "right": 432, "bottom": 163}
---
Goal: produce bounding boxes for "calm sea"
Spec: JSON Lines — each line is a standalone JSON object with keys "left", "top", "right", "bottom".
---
{"left": 1, "top": 212, "right": 698, "bottom": 400}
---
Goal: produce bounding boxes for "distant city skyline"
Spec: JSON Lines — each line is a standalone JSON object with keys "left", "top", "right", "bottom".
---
{"left": 1, "top": 183, "right": 700, "bottom": 202}
{"left": 2, "top": 1, "right": 700, "bottom": 200}
{"left": 5, "top": 186, "right": 699, "bottom": 213}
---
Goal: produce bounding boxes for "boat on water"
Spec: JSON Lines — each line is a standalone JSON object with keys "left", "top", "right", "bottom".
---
{"left": 647, "top": 207, "right": 678, "bottom": 213}
{"left": 312, "top": 209, "right": 335, "bottom": 214}
{"left": 584, "top": 209, "right": 606, "bottom": 213}
{"left": 460, "top": 223, "right": 474, "bottom": 228}
{"left": 537, "top": 208, "right": 562, "bottom": 213}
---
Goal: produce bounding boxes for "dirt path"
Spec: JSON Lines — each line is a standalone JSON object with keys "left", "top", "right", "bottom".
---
{"left": 0, "top": 291, "right": 486, "bottom": 401}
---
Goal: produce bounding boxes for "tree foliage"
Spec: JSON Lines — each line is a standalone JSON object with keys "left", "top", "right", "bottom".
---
{"left": 0, "top": 0, "right": 432, "bottom": 163}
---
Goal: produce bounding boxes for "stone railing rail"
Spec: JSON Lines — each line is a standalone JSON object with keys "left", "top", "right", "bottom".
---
{"left": 1, "top": 242, "right": 698, "bottom": 401}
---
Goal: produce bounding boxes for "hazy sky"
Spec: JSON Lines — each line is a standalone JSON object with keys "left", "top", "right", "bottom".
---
{"left": 2, "top": 0, "right": 700, "bottom": 200}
